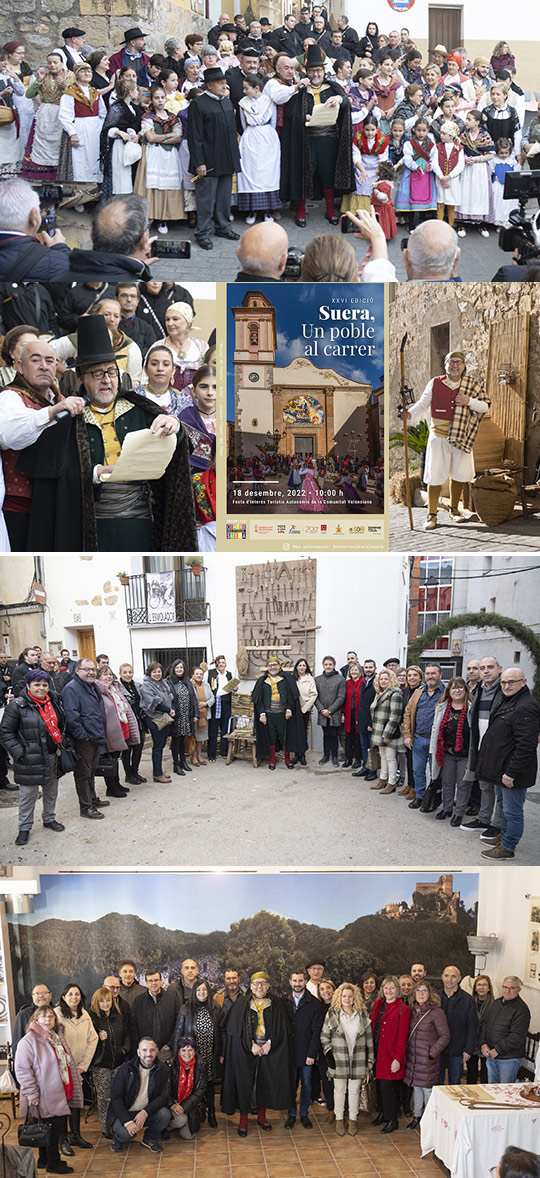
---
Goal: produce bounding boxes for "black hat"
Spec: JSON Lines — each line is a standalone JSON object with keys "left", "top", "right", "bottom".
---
{"left": 62, "top": 27, "right": 85, "bottom": 39}
{"left": 121, "top": 27, "right": 149, "bottom": 43}
{"left": 221, "top": 23, "right": 237, "bottom": 33}
{"left": 305, "top": 44, "right": 325, "bottom": 68}
{"left": 239, "top": 43, "right": 262, "bottom": 58}
{"left": 383, "top": 658, "right": 400, "bottom": 668}
{"left": 75, "top": 315, "right": 116, "bottom": 370}
{"left": 260, "top": 17, "right": 271, "bottom": 25}
{"left": 306, "top": 958, "right": 326, "bottom": 971}
{"left": 204, "top": 66, "right": 226, "bottom": 83}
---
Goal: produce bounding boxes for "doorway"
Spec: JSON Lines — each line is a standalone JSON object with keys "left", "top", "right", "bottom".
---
{"left": 295, "top": 436, "right": 314, "bottom": 455}
{"left": 428, "top": 6, "right": 462, "bottom": 56}
{"left": 77, "top": 627, "right": 96, "bottom": 663}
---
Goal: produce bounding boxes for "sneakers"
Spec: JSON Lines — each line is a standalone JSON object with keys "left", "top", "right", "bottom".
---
{"left": 141, "top": 1136, "right": 162, "bottom": 1153}
{"left": 480, "top": 228, "right": 490, "bottom": 237}
{"left": 264, "top": 212, "right": 274, "bottom": 221}
{"left": 245, "top": 214, "right": 256, "bottom": 225}
{"left": 457, "top": 228, "right": 466, "bottom": 237}
{"left": 481, "top": 844, "right": 515, "bottom": 860}
{"left": 480, "top": 825, "right": 502, "bottom": 842}
{"left": 423, "top": 513, "right": 437, "bottom": 530}
{"left": 460, "top": 818, "right": 490, "bottom": 831}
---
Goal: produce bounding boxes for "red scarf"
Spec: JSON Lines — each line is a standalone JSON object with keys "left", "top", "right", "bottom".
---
{"left": 436, "top": 699, "right": 466, "bottom": 766}
{"left": 177, "top": 1057, "right": 196, "bottom": 1104}
{"left": 411, "top": 137, "right": 432, "bottom": 163}
{"left": 28, "top": 689, "right": 62, "bottom": 745}
{"left": 437, "top": 142, "right": 460, "bottom": 175}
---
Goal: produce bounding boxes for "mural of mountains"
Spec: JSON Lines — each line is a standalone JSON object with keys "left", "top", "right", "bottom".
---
{"left": 9, "top": 883, "right": 476, "bottom": 1008}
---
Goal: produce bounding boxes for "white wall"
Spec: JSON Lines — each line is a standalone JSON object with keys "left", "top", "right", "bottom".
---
{"left": 41, "top": 555, "right": 130, "bottom": 670}
{"left": 477, "top": 866, "right": 540, "bottom": 1028}
{"left": 455, "top": 557, "right": 540, "bottom": 682}
{"left": 347, "top": 0, "right": 532, "bottom": 39}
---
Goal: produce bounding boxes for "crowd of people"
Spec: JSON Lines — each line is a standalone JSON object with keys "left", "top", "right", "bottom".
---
{"left": 1, "top": 645, "right": 538, "bottom": 861}
{"left": 227, "top": 452, "right": 383, "bottom": 513}
{"left": 10, "top": 954, "right": 537, "bottom": 1168}
{"left": 0, "top": 15, "right": 537, "bottom": 279}
{"left": 0, "top": 285, "right": 216, "bottom": 551}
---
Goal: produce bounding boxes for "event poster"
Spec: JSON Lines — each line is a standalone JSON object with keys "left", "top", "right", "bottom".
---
{"left": 525, "top": 896, "right": 540, "bottom": 989}
{"left": 218, "top": 283, "right": 386, "bottom": 552}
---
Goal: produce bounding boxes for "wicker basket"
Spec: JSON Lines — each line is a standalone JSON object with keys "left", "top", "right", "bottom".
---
{"left": 471, "top": 471, "right": 518, "bottom": 526}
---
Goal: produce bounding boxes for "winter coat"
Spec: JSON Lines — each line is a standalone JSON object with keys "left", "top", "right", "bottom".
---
{"left": 404, "top": 1003, "right": 450, "bottom": 1088}
{"left": 295, "top": 674, "right": 318, "bottom": 714}
{"left": 428, "top": 700, "right": 470, "bottom": 782}
{"left": 130, "top": 987, "right": 181, "bottom": 1051}
{"left": 369, "top": 687, "right": 405, "bottom": 750}
{"left": 138, "top": 676, "right": 175, "bottom": 721}
{"left": 90, "top": 1007, "right": 129, "bottom": 1069}
{"left": 0, "top": 689, "right": 65, "bottom": 792}
{"left": 173, "top": 1002, "right": 223, "bottom": 1078}
{"left": 169, "top": 1055, "right": 207, "bottom": 1134}
{"left": 464, "top": 681, "right": 503, "bottom": 779}
{"left": 62, "top": 675, "right": 106, "bottom": 746}
{"left": 167, "top": 676, "right": 198, "bottom": 739}
{"left": 475, "top": 685, "right": 540, "bottom": 790}
{"left": 371, "top": 998, "right": 410, "bottom": 1080}
{"left": 287, "top": 991, "right": 325, "bottom": 1067}
{"left": 343, "top": 678, "right": 364, "bottom": 733}
{"left": 357, "top": 676, "right": 376, "bottom": 730}
{"left": 107, "top": 1055, "right": 170, "bottom": 1132}
{"left": 15, "top": 1022, "right": 84, "bottom": 1118}
{"left": 54, "top": 1007, "right": 98, "bottom": 1073}
{"left": 252, "top": 670, "right": 308, "bottom": 756}
{"left": 440, "top": 987, "right": 477, "bottom": 1057}
{"left": 402, "top": 684, "right": 444, "bottom": 742}
{"left": 95, "top": 680, "right": 140, "bottom": 752}
{"left": 314, "top": 670, "right": 347, "bottom": 727}
{"left": 473, "top": 994, "right": 494, "bottom": 1053}
{"left": 320, "top": 1007, "right": 374, "bottom": 1080}
{"left": 481, "top": 996, "right": 530, "bottom": 1060}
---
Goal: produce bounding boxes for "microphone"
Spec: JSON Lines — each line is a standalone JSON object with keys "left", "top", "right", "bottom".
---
{"left": 54, "top": 390, "right": 92, "bottom": 422}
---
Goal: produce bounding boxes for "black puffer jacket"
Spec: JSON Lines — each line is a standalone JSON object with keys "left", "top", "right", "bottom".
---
{"left": 0, "top": 689, "right": 65, "bottom": 790}
{"left": 91, "top": 1007, "right": 130, "bottom": 1069}
{"left": 475, "top": 685, "right": 540, "bottom": 789}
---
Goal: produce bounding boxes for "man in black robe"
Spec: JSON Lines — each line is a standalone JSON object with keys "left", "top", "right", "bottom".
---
{"left": 279, "top": 45, "right": 354, "bottom": 227}
{"left": 226, "top": 47, "right": 265, "bottom": 130}
{"left": 252, "top": 656, "right": 307, "bottom": 769}
{"left": 221, "top": 971, "right": 293, "bottom": 1136}
{"left": 187, "top": 67, "right": 241, "bottom": 251}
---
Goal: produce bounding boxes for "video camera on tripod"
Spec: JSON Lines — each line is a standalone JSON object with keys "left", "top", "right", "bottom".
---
{"left": 498, "top": 170, "right": 540, "bottom": 264}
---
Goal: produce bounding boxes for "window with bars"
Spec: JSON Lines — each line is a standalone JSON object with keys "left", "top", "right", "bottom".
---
{"left": 141, "top": 647, "right": 208, "bottom": 675}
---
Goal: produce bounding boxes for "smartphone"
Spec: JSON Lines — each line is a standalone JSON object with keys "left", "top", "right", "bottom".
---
{"left": 150, "top": 240, "right": 191, "bottom": 259}
{"left": 340, "top": 213, "right": 353, "bottom": 234}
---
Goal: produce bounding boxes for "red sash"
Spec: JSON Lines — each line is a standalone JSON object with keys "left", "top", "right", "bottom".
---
{"left": 411, "top": 138, "right": 432, "bottom": 164}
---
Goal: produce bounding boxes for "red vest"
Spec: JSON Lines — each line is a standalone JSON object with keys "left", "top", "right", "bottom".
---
{"left": 73, "top": 96, "right": 100, "bottom": 118}
{"left": 437, "top": 142, "right": 460, "bottom": 176}
{"left": 2, "top": 389, "right": 41, "bottom": 512}
{"left": 431, "top": 376, "right": 457, "bottom": 422}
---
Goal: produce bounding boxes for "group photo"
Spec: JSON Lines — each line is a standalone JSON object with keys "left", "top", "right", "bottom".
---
{"left": 1, "top": 2, "right": 540, "bottom": 280}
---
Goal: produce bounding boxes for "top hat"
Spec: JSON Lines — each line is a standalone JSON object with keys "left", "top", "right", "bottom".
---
{"left": 305, "top": 43, "right": 325, "bottom": 69}
{"left": 62, "top": 27, "right": 86, "bottom": 39}
{"left": 75, "top": 316, "right": 117, "bottom": 369}
{"left": 121, "top": 27, "right": 149, "bottom": 43}
{"left": 204, "top": 66, "right": 226, "bottom": 83}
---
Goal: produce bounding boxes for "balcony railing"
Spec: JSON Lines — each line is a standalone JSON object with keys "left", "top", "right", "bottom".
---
{"left": 124, "top": 570, "right": 209, "bottom": 626}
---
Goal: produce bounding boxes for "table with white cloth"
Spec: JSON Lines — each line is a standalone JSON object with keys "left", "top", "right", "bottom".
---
{"left": 421, "top": 1083, "right": 540, "bottom": 1178}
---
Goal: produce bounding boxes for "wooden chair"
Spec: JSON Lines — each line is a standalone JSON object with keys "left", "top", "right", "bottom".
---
{"left": 517, "top": 1030, "right": 540, "bottom": 1080}
{"left": 0, "top": 1044, "right": 17, "bottom": 1120}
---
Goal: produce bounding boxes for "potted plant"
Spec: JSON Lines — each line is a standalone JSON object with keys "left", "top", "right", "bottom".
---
{"left": 185, "top": 556, "right": 204, "bottom": 576}
{"left": 117, "top": 571, "right": 130, "bottom": 585}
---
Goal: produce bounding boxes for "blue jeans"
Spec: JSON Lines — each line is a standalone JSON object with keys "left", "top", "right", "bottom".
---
{"left": 495, "top": 784, "right": 527, "bottom": 852}
{"left": 112, "top": 1106, "right": 171, "bottom": 1144}
{"left": 289, "top": 1064, "right": 313, "bottom": 1117}
{"left": 438, "top": 1054, "right": 463, "bottom": 1084}
{"left": 485, "top": 1057, "right": 521, "bottom": 1083}
{"left": 146, "top": 718, "right": 170, "bottom": 776}
{"left": 208, "top": 698, "right": 231, "bottom": 759}
{"left": 359, "top": 728, "right": 371, "bottom": 767}
{"left": 412, "top": 734, "right": 431, "bottom": 799}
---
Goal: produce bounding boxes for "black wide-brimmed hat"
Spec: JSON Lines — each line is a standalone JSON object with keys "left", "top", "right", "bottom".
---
{"left": 204, "top": 66, "right": 226, "bottom": 83}
{"left": 62, "top": 27, "right": 85, "bottom": 39}
{"left": 305, "top": 44, "right": 325, "bottom": 68}
{"left": 121, "top": 26, "right": 149, "bottom": 43}
{"left": 239, "top": 43, "right": 262, "bottom": 58}
{"left": 75, "top": 316, "right": 116, "bottom": 369}
{"left": 221, "top": 23, "right": 237, "bottom": 33}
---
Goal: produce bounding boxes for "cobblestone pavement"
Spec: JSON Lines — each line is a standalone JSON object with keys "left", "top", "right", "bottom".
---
{"left": 389, "top": 502, "right": 540, "bottom": 551}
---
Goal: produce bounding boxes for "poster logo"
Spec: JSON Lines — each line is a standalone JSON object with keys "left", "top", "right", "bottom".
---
{"left": 226, "top": 524, "right": 247, "bottom": 540}
{"left": 387, "top": 0, "right": 415, "bottom": 10}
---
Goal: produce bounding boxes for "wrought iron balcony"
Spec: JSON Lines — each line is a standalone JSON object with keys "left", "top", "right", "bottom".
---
{"left": 124, "top": 570, "right": 209, "bottom": 626}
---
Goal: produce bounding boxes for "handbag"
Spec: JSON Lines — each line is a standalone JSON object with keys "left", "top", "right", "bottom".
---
{"left": 95, "top": 752, "right": 117, "bottom": 777}
{"left": 152, "top": 712, "right": 173, "bottom": 731}
{"left": 58, "top": 732, "right": 77, "bottom": 776}
{"left": 18, "top": 1112, "right": 51, "bottom": 1149}
{"left": 420, "top": 771, "right": 442, "bottom": 813}
{"left": 367, "top": 745, "right": 381, "bottom": 771}
{"left": 123, "top": 138, "right": 142, "bottom": 166}
{"left": 359, "top": 1073, "right": 376, "bottom": 1114}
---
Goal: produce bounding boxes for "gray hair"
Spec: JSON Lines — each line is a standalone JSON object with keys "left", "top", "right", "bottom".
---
{"left": 164, "top": 37, "right": 183, "bottom": 54}
{"left": 0, "top": 178, "right": 40, "bottom": 232}
{"left": 91, "top": 194, "right": 149, "bottom": 255}
{"left": 503, "top": 975, "right": 522, "bottom": 987}
{"left": 406, "top": 219, "right": 459, "bottom": 279}
{"left": 201, "top": 44, "right": 218, "bottom": 57}
{"left": 236, "top": 246, "right": 271, "bottom": 275}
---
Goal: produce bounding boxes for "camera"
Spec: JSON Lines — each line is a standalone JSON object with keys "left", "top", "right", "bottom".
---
{"left": 498, "top": 171, "right": 540, "bottom": 264}
{"left": 34, "top": 183, "right": 75, "bottom": 237}
{"left": 282, "top": 246, "right": 303, "bottom": 281}
{"left": 150, "top": 240, "right": 191, "bottom": 259}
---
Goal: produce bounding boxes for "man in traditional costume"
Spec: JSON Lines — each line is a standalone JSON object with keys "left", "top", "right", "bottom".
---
{"left": 279, "top": 44, "right": 353, "bottom": 227}
{"left": 14, "top": 315, "right": 197, "bottom": 551}
{"left": 221, "top": 970, "right": 293, "bottom": 1136}
{"left": 401, "top": 350, "right": 490, "bottom": 530}
{"left": 187, "top": 67, "right": 241, "bottom": 251}
{"left": 251, "top": 655, "right": 307, "bottom": 770}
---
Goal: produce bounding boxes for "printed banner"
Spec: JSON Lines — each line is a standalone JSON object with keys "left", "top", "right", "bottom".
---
{"left": 145, "top": 571, "right": 176, "bottom": 624}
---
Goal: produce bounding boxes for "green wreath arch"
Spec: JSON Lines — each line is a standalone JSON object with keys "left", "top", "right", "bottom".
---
{"left": 407, "top": 612, "right": 540, "bottom": 703}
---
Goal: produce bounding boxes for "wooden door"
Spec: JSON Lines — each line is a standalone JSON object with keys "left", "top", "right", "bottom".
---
{"left": 77, "top": 628, "right": 96, "bottom": 664}
{"left": 486, "top": 313, "right": 530, "bottom": 475}
{"left": 428, "top": 7, "right": 462, "bottom": 56}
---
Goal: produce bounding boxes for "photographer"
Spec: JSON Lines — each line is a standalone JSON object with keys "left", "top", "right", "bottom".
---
{"left": 235, "top": 221, "right": 289, "bottom": 281}
{"left": 0, "top": 178, "right": 71, "bottom": 280}
{"left": 69, "top": 194, "right": 155, "bottom": 279}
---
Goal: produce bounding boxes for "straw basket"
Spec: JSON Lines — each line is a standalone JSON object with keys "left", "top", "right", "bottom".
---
{"left": 470, "top": 470, "right": 518, "bottom": 526}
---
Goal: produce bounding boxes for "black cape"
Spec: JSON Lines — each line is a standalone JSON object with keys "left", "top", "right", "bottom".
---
{"left": 251, "top": 671, "right": 307, "bottom": 758}
{"left": 220, "top": 994, "right": 293, "bottom": 1114}
{"left": 279, "top": 79, "right": 354, "bottom": 201}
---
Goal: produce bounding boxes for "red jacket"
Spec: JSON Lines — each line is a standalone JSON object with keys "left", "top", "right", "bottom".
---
{"left": 108, "top": 49, "right": 149, "bottom": 73}
{"left": 371, "top": 997, "right": 410, "bottom": 1080}
{"left": 343, "top": 677, "right": 364, "bottom": 732}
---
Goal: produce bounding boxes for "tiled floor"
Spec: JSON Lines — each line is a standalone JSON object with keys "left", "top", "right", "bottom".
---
{"left": 5, "top": 1104, "right": 446, "bottom": 1178}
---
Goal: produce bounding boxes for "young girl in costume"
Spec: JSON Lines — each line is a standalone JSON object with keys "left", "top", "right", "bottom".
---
{"left": 431, "top": 120, "right": 464, "bottom": 226}
{"left": 490, "top": 137, "right": 520, "bottom": 225}
{"left": 237, "top": 74, "right": 282, "bottom": 224}
{"left": 372, "top": 53, "right": 403, "bottom": 135}
{"left": 395, "top": 117, "right": 437, "bottom": 228}
{"left": 455, "top": 108, "right": 494, "bottom": 237}
{"left": 135, "top": 82, "right": 184, "bottom": 235}
{"left": 371, "top": 160, "right": 397, "bottom": 239}
{"left": 179, "top": 364, "right": 216, "bottom": 473}
{"left": 341, "top": 115, "right": 388, "bottom": 213}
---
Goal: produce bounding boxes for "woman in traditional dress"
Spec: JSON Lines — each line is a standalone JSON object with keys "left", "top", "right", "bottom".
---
{"left": 139, "top": 343, "right": 187, "bottom": 416}
{"left": 179, "top": 363, "right": 216, "bottom": 473}
{"left": 160, "top": 301, "right": 208, "bottom": 393}
{"left": 58, "top": 60, "right": 105, "bottom": 198}
{"left": 3, "top": 41, "right": 33, "bottom": 150}
{"left": 159, "top": 67, "right": 187, "bottom": 118}
{"left": 22, "top": 53, "right": 74, "bottom": 182}
{"left": 0, "top": 48, "right": 26, "bottom": 178}
{"left": 99, "top": 77, "right": 142, "bottom": 199}
{"left": 237, "top": 74, "right": 282, "bottom": 224}
{"left": 372, "top": 53, "right": 403, "bottom": 136}
{"left": 87, "top": 49, "right": 115, "bottom": 104}
{"left": 135, "top": 82, "right": 184, "bottom": 236}
{"left": 481, "top": 83, "right": 520, "bottom": 154}
{"left": 456, "top": 108, "right": 494, "bottom": 236}
{"left": 299, "top": 463, "right": 328, "bottom": 512}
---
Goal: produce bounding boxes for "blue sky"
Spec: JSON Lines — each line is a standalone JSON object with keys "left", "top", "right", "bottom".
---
{"left": 11, "top": 872, "right": 478, "bottom": 932}
{"left": 227, "top": 283, "right": 385, "bottom": 422}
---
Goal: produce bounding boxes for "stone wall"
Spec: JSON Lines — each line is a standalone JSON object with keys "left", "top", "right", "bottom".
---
{"left": 1, "top": 0, "right": 209, "bottom": 69}
{"left": 388, "top": 282, "right": 540, "bottom": 479}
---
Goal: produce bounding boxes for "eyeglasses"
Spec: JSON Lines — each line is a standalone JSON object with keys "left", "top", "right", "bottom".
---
{"left": 86, "top": 367, "right": 117, "bottom": 381}
{"left": 500, "top": 679, "right": 524, "bottom": 687}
